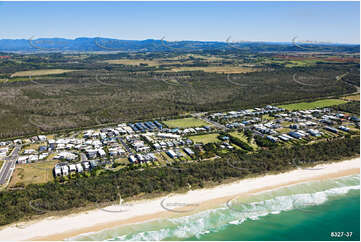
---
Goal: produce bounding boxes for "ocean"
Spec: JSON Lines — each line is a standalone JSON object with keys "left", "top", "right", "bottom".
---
{"left": 73, "top": 174, "right": 360, "bottom": 241}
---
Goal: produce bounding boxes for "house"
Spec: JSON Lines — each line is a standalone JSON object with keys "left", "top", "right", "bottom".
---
{"left": 307, "top": 129, "right": 321, "bottom": 137}
{"left": 167, "top": 149, "right": 177, "bottom": 159}
{"left": 38, "top": 146, "right": 47, "bottom": 152}
{"left": 39, "top": 153, "right": 48, "bottom": 160}
{"left": 324, "top": 126, "right": 338, "bottom": 134}
{"left": 61, "top": 165, "right": 69, "bottom": 176}
{"left": 23, "top": 149, "right": 35, "bottom": 155}
{"left": 267, "top": 135, "right": 278, "bottom": 142}
{"left": 14, "top": 139, "right": 22, "bottom": 145}
{"left": 54, "top": 167, "right": 62, "bottom": 177}
{"left": 28, "top": 155, "right": 39, "bottom": 163}
{"left": 38, "top": 135, "right": 47, "bottom": 142}
{"left": 338, "top": 126, "right": 350, "bottom": 132}
{"left": 278, "top": 134, "right": 289, "bottom": 141}
{"left": 98, "top": 149, "right": 106, "bottom": 157}
{"left": 82, "top": 161, "right": 90, "bottom": 170}
{"left": 86, "top": 149, "right": 98, "bottom": 159}
{"left": 153, "top": 143, "right": 161, "bottom": 150}
{"left": 136, "top": 154, "right": 145, "bottom": 163}
{"left": 76, "top": 163, "right": 83, "bottom": 173}
{"left": 175, "top": 149, "right": 184, "bottom": 157}
{"left": 69, "top": 164, "right": 76, "bottom": 173}
{"left": 128, "top": 155, "right": 137, "bottom": 163}
{"left": 154, "top": 120, "right": 163, "bottom": 129}
{"left": 90, "top": 160, "right": 98, "bottom": 169}
{"left": 220, "top": 136, "right": 229, "bottom": 141}
{"left": 350, "top": 116, "right": 360, "bottom": 122}
{"left": 57, "top": 151, "right": 77, "bottom": 161}
{"left": 145, "top": 153, "right": 157, "bottom": 161}
{"left": 17, "top": 156, "right": 29, "bottom": 164}
{"left": 184, "top": 147, "right": 195, "bottom": 156}
{"left": 289, "top": 124, "right": 299, "bottom": 129}
{"left": 288, "top": 131, "right": 303, "bottom": 139}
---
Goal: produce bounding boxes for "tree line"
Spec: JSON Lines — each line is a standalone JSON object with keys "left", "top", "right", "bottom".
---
{"left": 0, "top": 135, "right": 359, "bottom": 226}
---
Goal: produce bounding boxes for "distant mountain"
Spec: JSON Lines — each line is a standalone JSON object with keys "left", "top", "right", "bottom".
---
{"left": 0, "top": 37, "right": 358, "bottom": 53}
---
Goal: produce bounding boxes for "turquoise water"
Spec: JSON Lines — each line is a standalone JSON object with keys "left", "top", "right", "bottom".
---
{"left": 73, "top": 175, "right": 360, "bottom": 241}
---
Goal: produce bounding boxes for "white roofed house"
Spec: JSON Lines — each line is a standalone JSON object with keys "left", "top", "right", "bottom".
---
{"left": 54, "top": 166, "right": 62, "bottom": 177}
{"left": 76, "top": 163, "right": 84, "bottom": 173}
{"left": 82, "top": 161, "right": 90, "bottom": 170}
{"left": 39, "top": 153, "right": 49, "bottom": 160}
{"left": 0, "top": 147, "right": 8, "bottom": 159}
{"left": 86, "top": 149, "right": 97, "bottom": 159}
{"left": 69, "top": 164, "right": 76, "bottom": 173}
{"left": 17, "top": 156, "right": 29, "bottom": 164}
{"left": 136, "top": 154, "right": 145, "bottom": 163}
{"left": 38, "top": 135, "right": 47, "bottom": 142}
{"left": 14, "top": 139, "right": 22, "bottom": 145}
{"left": 108, "top": 147, "right": 118, "bottom": 157}
{"left": 23, "top": 149, "right": 35, "bottom": 155}
{"left": 61, "top": 165, "right": 69, "bottom": 176}
{"left": 307, "top": 129, "right": 321, "bottom": 137}
{"left": 28, "top": 155, "right": 39, "bottom": 163}
{"left": 57, "top": 151, "right": 78, "bottom": 161}
{"left": 98, "top": 149, "right": 106, "bottom": 157}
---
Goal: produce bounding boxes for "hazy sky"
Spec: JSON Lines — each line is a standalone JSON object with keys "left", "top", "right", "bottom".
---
{"left": 1, "top": 1, "right": 359, "bottom": 44}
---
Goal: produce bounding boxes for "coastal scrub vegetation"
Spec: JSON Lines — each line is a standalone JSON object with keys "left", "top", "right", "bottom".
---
{"left": 0, "top": 51, "right": 359, "bottom": 139}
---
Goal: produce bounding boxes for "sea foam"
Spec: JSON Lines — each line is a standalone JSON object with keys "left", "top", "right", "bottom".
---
{"left": 75, "top": 175, "right": 359, "bottom": 241}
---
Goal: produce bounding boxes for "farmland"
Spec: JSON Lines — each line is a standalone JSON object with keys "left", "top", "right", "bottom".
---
{"left": 10, "top": 69, "right": 77, "bottom": 77}
{"left": 162, "top": 66, "right": 259, "bottom": 74}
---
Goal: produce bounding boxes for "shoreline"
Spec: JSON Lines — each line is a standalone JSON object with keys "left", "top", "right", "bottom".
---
{"left": 0, "top": 157, "right": 359, "bottom": 241}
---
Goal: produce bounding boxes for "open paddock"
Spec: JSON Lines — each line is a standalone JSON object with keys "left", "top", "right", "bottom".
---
{"left": 163, "top": 117, "right": 209, "bottom": 128}
{"left": 279, "top": 99, "right": 348, "bottom": 111}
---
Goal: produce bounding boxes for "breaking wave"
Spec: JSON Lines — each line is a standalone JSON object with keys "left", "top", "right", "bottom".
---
{"left": 74, "top": 175, "right": 359, "bottom": 241}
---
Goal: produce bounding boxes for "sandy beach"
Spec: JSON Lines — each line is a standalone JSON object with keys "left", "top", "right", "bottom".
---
{"left": 0, "top": 157, "right": 359, "bottom": 241}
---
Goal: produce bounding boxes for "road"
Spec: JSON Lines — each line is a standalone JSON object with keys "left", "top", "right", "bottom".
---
{"left": 0, "top": 145, "right": 21, "bottom": 186}
{"left": 192, "top": 113, "right": 227, "bottom": 130}
{"left": 118, "top": 137, "right": 132, "bottom": 153}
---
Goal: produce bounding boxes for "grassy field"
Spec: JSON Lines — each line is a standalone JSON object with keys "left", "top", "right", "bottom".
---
{"left": 159, "top": 66, "right": 259, "bottom": 74}
{"left": 163, "top": 117, "right": 209, "bottom": 128}
{"left": 229, "top": 131, "right": 258, "bottom": 150}
{"left": 189, "top": 133, "right": 220, "bottom": 144}
{"left": 342, "top": 94, "right": 360, "bottom": 101}
{"left": 8, "top": 160, "right": 58, "bottom": 187}
{"left": 103, "top": 58, "right": 193, "bottom": 66}
{"left": 279, "top": 99, "right": 348, "bottom": 110}
{"left": 103, "top": 59, "right": 160, "bottom": 66}
{"left": 11, "top": 69, "right": 77, "bottom": 77}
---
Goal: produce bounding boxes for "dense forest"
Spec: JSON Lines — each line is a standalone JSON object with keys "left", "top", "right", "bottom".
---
{"left": 0, "top": 135, "right": 359, "bottom": 226}
{"left": 332, "top": 101, "right": 360, "bottom": 115}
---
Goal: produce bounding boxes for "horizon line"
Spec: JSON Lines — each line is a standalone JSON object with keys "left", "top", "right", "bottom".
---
{"left": 0, "top": 36, "right": 359, "bottom": 45}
